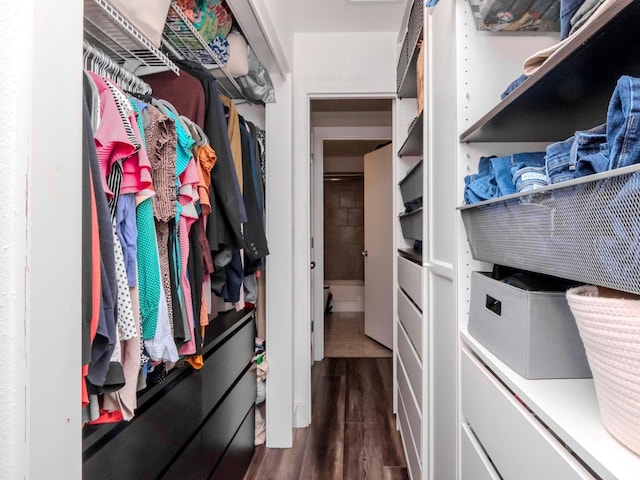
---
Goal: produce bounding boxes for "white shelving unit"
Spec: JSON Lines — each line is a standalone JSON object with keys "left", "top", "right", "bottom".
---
{"left": 394, "top": 3, "right": 426, "bottom": 480}
{"left": 395, "top": 0, "right": 640, "bottom": 478}
{"left": 454, "top": 0, "right": 640, "bottom": 478}
{"left": 462, "top": 330, "right": 640, "bottom": 480}
{"left": 394, "top": 1, "right": 461, "bottom": 479}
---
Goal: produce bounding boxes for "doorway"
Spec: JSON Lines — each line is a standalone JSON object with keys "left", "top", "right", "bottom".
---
{"left": 309, "top": 98, "right": 394, "bottom": 363}
{"left": 323, "top": 168, "right": 390, "bottom": 358}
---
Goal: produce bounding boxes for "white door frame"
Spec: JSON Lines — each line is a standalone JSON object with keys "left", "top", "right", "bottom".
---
{"left": 311, "top": 125, "right": 393, "bottom": 362}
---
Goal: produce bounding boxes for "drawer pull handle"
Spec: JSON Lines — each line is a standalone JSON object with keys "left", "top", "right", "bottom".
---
{"left": 485, "top": 294, "right": 502, "bottom": 316}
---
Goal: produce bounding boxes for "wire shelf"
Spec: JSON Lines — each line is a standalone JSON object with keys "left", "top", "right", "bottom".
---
{"left": 83, "top": 0, "right": 179, "bottom": 75}
{"left": 460, "top": 164, "right": 640, "bottom": 295}
{"left": 163, "top": 2, "right": 244, "bottom": 99}
{"left": 396, "top": 0, "right": 423, "bottom": 97}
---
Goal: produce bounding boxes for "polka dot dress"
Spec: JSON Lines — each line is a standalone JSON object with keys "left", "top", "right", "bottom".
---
{"left": 109, "top": 220, "right": 137, "bottom": 364}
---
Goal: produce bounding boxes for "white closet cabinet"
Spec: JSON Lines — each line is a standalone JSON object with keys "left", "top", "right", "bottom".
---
{"left": 455, "top": 0, "right": 640, "bottom": 479}
{"left": 395, "top": 1, "right": 426, "bottom": 479}
{"left": 395, "top": 0, "right": 459, "bottom": 478}
{"left": 395, "top": 0, "right": 640, "bottom": 479}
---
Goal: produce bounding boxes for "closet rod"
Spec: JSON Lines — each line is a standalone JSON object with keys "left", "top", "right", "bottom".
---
{"left": 84, "top": 40, "right": 153, "bottom": 95}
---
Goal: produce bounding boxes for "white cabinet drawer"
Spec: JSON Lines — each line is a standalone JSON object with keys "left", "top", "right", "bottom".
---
{"left": 461, "top": 423, "right": 501, "bottom": 480}
{"left": 398, "top": 255, "right": 423, "bottom": 310}
{"left": 397, "top": 353, "right": 422, "bottom": 456}
{"left": 398, "top": 322, "right": 422, "bottom": 407}
{"left": 397, "top": 288, "right": 423, "bottom": 358}
{"left": 461, "top": 350, "right": 595, "bottom": 480}
{"left": 398, "top": 385, "right": 422, "bottom": 480}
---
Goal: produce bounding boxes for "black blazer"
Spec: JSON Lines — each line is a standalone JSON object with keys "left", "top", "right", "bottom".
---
{"left": 170, "top": 58, "right": 248, "bottom": 253}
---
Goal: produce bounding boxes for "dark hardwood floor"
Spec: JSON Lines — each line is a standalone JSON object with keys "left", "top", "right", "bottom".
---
{"left": 243, "top": 358, "right": 408, "bottom": 480}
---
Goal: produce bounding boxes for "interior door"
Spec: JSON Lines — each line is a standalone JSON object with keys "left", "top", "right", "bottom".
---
{"left": 363, "top": 143, "right": 394, "bottom": 349}
{"left": 309, "top": 135, "right": 316, "bottom": 363}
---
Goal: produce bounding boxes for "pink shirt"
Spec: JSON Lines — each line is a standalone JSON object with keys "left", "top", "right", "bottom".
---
{"left": 87, "top": 72, "right": 153, "bottom": 197}
{"left": 105, "top": 81, "right": 153, "bottom": 195}
{"left": 87, "top": 72, "right": 136, "bottom": 199}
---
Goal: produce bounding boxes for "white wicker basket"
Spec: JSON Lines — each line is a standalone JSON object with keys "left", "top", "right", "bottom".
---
{"left": 566, "top": 285, "right": 640, "bottom": 455}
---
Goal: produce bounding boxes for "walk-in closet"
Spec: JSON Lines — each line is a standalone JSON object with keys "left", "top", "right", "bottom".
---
{"left": 2, "top": 0, "right": 640, "bottom": 479}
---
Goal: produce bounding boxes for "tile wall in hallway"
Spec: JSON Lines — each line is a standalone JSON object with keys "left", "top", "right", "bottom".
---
{"left": 324, "top": 177, "right": 364, "bottom": 281}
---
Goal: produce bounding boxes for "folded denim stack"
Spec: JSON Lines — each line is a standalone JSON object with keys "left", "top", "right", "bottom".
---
{"left": 545, "top": 75, "right": 640, "bottom": 184}
{"left": 464, "top": 151, "right": 548, "bottom": 204}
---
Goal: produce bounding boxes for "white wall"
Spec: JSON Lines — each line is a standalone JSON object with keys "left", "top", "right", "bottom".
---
{"left": 324, "top": 156, "right": 364, "bottom": 173}
{"left": 292, "top": 31, "right": 397, "bottom": 427}
{"left": 264, "top": 73, "right": 295, "bottom": 448}
{"left": 236, "top": 102, "right": 266, "bottom": 128}
{"left": 0, "top": 0, "right": 83, "bottom": 478}
{"left": 312, "top": 111, "right": 393, "bottom": 127}
{"left": 0, "top": 1, "right": 31, "bottom": 476}
{"left": 253, "top": 0, "right": 294, "bottom": 74}
{"left": 30, "top": 0, "right": 84, "bottom": 477}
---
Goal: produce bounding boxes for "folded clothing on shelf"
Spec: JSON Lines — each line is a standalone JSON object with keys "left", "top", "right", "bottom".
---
{"left": 466, "top": 75, "right": 640, "bottom": 204}
{"left": 167, "top": 0, "right": 233, "bottom": 63}
{"left": 545, "top": 75, "right": 640, "bottom": 184}
{"left": 464, "top": 151, "right": 547, "bottom": 204}
{"left": 468, "top": 0, "right": 561, "bottom": 32}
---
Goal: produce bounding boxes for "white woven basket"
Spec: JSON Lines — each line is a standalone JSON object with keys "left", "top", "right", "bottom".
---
{"left": 566, "top": 285, "right": 640, "bottom": 456}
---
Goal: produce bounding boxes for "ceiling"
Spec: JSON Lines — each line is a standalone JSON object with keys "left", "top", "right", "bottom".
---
{"left": 313, "top": 98, "right": 392, "bottom": 159}
{"left": 311, "top": 98, "right": 393, "bottom": 112}
{"left": 281, "top": 0, "right": 407, "bottom": 33}
{"left": 323, "top": 139, "right": 389, "bottom": 157}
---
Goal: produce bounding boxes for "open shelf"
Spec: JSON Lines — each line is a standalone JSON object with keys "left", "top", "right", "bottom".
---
{"left": 83, "top": 0, "right": 179, "bottom": 75}
{"left": 459, "top": 164, "right": 640, "bottom": 295}
{"left": 397, "top": 0, "right": 424, "bottom": 98}
{"left": 162, "top": 2, "right": 244, "bottom": 99}
{"left": 461, "top": 330, "right": 640, "bottom": 480}
{"left": 460, "top": 0, "right": 640, "bottom": 143}
{"left": 398, "top": 112, "right": 424, "bottom": 157}
{"left": 397, "top": 42, "right": 421, "bottom": 99}
{"left": 398, "top": 248, "right": 423, "bottom": 265}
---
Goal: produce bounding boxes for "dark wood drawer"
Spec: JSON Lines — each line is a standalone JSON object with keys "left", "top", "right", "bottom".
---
{"left": 162, "top": 367, "right": 256, "bottom": 479}
{"left": 201, "top": 315, "right": 255, "bottom": 413}
{"left": 82, "top": 309, "right": 256, "bottom": 480}
{"left": 210, "top": 405, "right": 256, "bottom": 480}
{"left": 83, "top": 371, "right": 203, "bottom": 480}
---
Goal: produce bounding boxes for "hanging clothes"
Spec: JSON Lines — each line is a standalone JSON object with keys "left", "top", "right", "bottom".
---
{"left": 160, "top": 60, "right": 248, "bottom": 251}
{"left": 81, "top": 54, "right": 269, "bottom": 425}
{"left": 239, "top": 115, "right": 269, "bottom": 264}
{"left": 144, "top": 69, "right": 207, "bottom": 130}
{"left": 220, "top": 95, "right": 244, "bottom": 192}
{"left": 81, "top": 89, "right": 101, "bottom": 408}
{"left": 84, "top": 77, "right": 119, "bottom": 392}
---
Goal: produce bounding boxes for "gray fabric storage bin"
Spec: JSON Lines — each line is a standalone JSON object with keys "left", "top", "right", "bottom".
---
{"left": 399, "top": 208, "right": 423, "bottom": 241}
{"left": 399, "top": 159, "right": 423, "bottom": 205}
{"left": 469, "top": 271, "right": 592, "bottom": 379}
